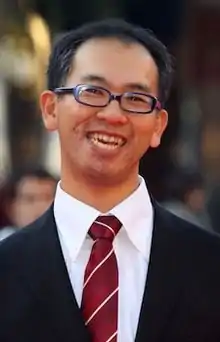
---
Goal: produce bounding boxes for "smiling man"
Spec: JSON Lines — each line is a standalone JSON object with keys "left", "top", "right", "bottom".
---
{"left": 41, "top": 35, "right": 168, "bottom": 210}
{"left": 1, "top": 18, "right": 220, "bottom": 342}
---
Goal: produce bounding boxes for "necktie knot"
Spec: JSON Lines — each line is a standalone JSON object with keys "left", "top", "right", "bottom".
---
{"left": 89, "top": 215, "right": 122, "bottom": 242}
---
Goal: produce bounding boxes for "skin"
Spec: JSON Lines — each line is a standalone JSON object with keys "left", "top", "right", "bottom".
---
{"left": 9, "top": 177, "right": 56, "bottom": 227}
{"left": 40, "top": 38, "right": 168, "bottom": 212}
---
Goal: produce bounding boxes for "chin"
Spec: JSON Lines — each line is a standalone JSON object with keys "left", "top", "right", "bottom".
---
{"left": 85, "top": 167, "right": 122, "bottom": 186}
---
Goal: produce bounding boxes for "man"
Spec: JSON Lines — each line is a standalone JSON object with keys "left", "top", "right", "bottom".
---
{"left": 1, "top": 18, "right": 220, "bottom": 342}
{"left": 0, "top": 166, "right": 57, "bottom": 240}
{"left": 163, "top": 171, "right": 212, "bottom": 230}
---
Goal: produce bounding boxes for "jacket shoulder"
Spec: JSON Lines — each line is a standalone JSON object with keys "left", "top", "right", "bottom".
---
{"left": 0, "top": 207, "right": 54, "bottom": 264}
{"left": 155, "top": 202, "right": 220, "bottom": 268}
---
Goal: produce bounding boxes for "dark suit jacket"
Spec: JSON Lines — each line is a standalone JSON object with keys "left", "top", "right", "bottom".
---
{"left": 1, "top": 202, "right": 220, "bottom": 342}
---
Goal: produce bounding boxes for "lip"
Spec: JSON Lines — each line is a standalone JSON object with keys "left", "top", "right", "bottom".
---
{"left": 86, "top": 130, "right": 127, "bottom": 157}
{"left": 86, "top": 130, "right": 127, "bottom": 144}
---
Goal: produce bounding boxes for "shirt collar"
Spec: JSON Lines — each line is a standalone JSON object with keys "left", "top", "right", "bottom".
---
{"left": 54, "top": 185, "right": 99, "bottom": 263}
{"left": 110, "top": 176, "right": 153, "bottom": 260}
{"left": 54, "top": 176, "right": 153, "bottom": 263}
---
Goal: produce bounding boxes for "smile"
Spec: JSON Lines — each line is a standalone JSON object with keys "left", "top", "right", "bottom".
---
{"left": 87, "top": 132, "right": 126, "bottom": 150}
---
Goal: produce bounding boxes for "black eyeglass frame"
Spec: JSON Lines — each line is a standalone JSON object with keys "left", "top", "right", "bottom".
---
{"left": 53, "top": 84, "right": 162, "bottom": 114}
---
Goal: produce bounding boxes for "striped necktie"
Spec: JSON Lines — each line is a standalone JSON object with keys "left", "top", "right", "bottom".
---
{"left": 81, "top": 215, "right": 122, "bottom": 342}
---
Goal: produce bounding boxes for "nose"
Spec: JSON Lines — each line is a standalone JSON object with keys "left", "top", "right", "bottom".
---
{"left": 96, "top": 99, "right": 128, "bottom": 125}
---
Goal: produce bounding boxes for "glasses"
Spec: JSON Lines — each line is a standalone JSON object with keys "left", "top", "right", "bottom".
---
{"left": 53, "top": 84, "right": 162, "bottom": 114}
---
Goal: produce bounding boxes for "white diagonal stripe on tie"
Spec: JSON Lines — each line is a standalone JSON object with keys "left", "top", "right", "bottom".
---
{"left": 95, "top": 220, "right": 115, "bottom": 236}
{"left": 85, "top": 287, "right": 119, "bottom": 325}
{"left": 83, "top": 248, "right": 114, "bottom": 288}
{"left": 105, "top": 331, "right": 117, "bottom": 342}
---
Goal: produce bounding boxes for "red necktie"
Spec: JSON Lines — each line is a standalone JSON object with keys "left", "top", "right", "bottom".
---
{"left": 81, "top": 215, "right": 122, "bottom": 342}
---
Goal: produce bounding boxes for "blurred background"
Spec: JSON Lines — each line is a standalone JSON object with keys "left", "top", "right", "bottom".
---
{"left": 0, "top": 0, "right": 220, "bottom": 235}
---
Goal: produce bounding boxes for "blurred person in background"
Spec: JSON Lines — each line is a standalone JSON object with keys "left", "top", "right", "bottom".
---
{"left": 1, "top": 18, "right": 220, "bottom": 342}
{"left": 207, "top": 184, "right": 220, "bottom": 235}
{"left": 0, "top": 181, "right": 15, "bottom": 241}
{"left": 0, "top": 166, "right": 57, "bottom": 240}
{"left": 163, "top": 171, "right": 212, "bottom": 230}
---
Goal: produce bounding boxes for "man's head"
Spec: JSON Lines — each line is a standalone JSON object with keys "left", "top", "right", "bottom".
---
{"left": 1, "top": 167, "right": 57, "bottom": 228}
{"left": 41, "top": 18, "right": 173, "bottom": 188}
{"left": 47, "top": 18, "right": 173, "bottom": 106}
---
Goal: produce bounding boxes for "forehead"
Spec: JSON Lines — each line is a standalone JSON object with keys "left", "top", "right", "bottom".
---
{"left": 17, "top": 177, "right": 55, "bottom": 194}
{"left": 67, "top": 38, "right": 159, "bottom": 92}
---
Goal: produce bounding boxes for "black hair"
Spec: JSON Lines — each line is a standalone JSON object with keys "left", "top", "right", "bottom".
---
{"left": 165, "top": 171, "right": 204, "bottom": 202}
{"left": 47, "top": 18, "right": 174, "bottom": 106}
{"left": 0, "top": 166, "right": 58, "bottom": 229}
{"left": 0, "top": 166, "right": 57, "bottom": 205}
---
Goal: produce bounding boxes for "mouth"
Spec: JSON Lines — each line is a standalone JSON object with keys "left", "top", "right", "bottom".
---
{"left": 87, "top": 132, "right": 126, "bottom": 150}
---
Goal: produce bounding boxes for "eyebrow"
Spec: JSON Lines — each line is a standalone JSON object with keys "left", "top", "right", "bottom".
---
{"left": 80, "top": 74, "right": 151, "bottom": 93}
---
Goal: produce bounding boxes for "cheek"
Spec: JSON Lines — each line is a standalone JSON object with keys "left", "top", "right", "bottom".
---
{"left": 12, "top": 202, "right": 24, "bottom": 221}
{"left": 57, "top": 100, "right": 97, "bottom": 131}
{"left": 132, "top": 117, "right": 157, "bottom": 147}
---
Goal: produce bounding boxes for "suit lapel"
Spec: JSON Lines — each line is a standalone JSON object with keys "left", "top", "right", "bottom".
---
{"left": 135, "top": 202, "right": 183, "bottom": 342}
{"left": 26, "top": 202, "right": 184, "bottom": 342}
{"left": 27, "top": 207, "right": 90, "bottom": 342}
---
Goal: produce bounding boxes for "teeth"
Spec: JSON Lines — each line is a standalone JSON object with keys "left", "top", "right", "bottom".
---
{"left": 89, "top": 133, "right": 124, "bottom": 146}
{"left": 90, "top": 138, "right": 119, "bottom": 149}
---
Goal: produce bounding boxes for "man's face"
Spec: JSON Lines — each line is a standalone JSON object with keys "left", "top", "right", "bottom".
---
{"left": 41, "top": 38, "right": 168, "bottom": 186}
{"left": 11, "top": 176, "right": 56, "bottom": 228}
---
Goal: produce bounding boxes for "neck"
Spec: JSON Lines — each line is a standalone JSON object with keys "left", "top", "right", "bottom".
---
{"left": 60, "top": 170, "right": 140, "bottom": 213}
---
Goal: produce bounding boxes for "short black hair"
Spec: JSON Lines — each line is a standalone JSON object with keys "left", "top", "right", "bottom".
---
{"left": 0, "top": 166, "right": 58, "bottom": 202}
{"left": 0, "top": 166, "right": 58, "bottom": 228}
{"left": 165, "top": 171, "right": 204, "bottom": 202}
{"left": 47, "top": 18, "right": 174, "bottom": 106}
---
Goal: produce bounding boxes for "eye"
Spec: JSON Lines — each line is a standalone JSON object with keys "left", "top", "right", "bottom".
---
{"left": 126, "top": 94, "right": 148, "bottom": 103}
{"left": 83, "top": 87, "right": 105, "bottom": 96}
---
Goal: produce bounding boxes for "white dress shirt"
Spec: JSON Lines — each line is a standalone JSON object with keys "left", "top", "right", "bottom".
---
{"left": 54, "top": 176, "right": 154, "bottom": 342}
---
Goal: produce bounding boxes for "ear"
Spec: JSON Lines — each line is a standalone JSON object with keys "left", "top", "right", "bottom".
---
{"left": 40, "top": 90, "right": 58, "bottom": 131}
{"left": 150, "top": 109, "right": 168, "bottom": 148}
